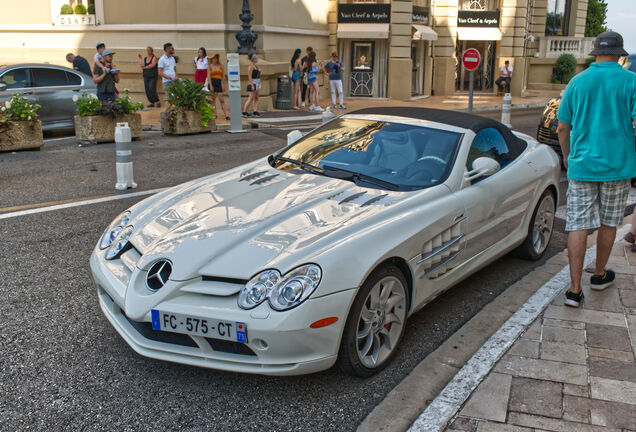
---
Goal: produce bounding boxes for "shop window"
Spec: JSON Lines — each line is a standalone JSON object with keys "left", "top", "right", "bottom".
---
{"left": 545, "top": 0, "right": 570, "bottom": 36}
{"left": 459, "top": 0, "right": 498, "bottom": 11}
{"left": 352, "top": 42, "right": 374, "bottom": 71}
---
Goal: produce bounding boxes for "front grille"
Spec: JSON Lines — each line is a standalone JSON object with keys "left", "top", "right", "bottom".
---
{"left": 206, "top": 338, "right": 257, "bottom": 356}
{"left": 123, "top": 314, "right": 198, "bottom": 347}
{"left": 537, "top": 125, "right": 559, "bottom": 145}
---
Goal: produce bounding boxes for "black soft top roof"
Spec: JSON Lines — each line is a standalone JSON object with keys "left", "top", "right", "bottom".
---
{"left": 349, "top": 106, "right": 527, "bottom": 157}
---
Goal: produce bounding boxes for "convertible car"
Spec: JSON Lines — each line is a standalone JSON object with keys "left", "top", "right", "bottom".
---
{"left": 91, "top": 107, "right": 560, "bottom": 376}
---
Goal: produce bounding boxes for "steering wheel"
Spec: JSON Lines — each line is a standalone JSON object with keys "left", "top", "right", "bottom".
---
{"left": 417, "top": 155, "right": 447, "bottom": 167}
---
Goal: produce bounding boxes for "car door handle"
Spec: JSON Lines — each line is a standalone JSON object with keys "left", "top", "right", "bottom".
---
{"left": 454, "top": 213, "right": 464, "bottom": 222}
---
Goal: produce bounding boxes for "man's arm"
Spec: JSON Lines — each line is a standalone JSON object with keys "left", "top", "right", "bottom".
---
{"left": 158, "top": 67, "right": 170, "bottom": 81}
{"left": 557, "top": 120, "right": 571, "bottom": 170}
{"left": 173, "top": 66, "right": 178, "bottom": 81}
{"left": 93, "top": 65, "right": 105, "bottom": 83}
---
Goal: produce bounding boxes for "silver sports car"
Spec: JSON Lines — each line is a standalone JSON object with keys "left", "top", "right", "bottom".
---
{"left": 91, "top": 107, "right": 560, "bottom": 376}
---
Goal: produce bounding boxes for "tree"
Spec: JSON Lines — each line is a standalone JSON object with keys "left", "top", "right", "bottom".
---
{"left": 585, "top": 0, "right": 608, "bottom": 37}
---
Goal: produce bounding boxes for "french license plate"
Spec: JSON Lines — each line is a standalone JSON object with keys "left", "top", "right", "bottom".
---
{"left": 151, "top": 310, "right": 247, "bottom": 343}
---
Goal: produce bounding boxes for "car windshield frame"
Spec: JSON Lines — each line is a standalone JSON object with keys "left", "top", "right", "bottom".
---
{"left": 270, "top": 115, "right": 464, "bottom": 192}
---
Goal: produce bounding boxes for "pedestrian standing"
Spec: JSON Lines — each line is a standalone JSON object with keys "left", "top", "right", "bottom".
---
{"left": 138, "top": 46, "right": 160, "bottom": 107}
{"left": 158, "top": 42, "right": 178, "bottom": 100}
{"left": 93, "top": 49, "right": 119, "bottom": 101}
{"left": 290, "top": 48, "right": 302, "bottom": 110}
{"left": 193, "top": 47, "right": 208, "bottom": 84}
{"left": 65, "top": 53, "right": 91, "bottom": 76}
{"left": 300, "top": 46, "right": 313, "bottom": 108}
{"left": 324, "top": 51, "right": 345, "bottom": 110}
{"left": 557, "top": 31, "right": 636, "bottom": 307}
{"left": 306, "top": 51, "right": 323, "bottom": 112}
{"left": 242, "top": 53, "right": 261, "bottom": 117}
{"left": 208, "top": 54, "right": 229, "bottom": 120}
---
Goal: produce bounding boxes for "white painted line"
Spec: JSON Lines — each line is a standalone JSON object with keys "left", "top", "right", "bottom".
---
{"left": 0, "top": 188, "right": 167, "bottom": 220}
{"left": 407, "top": 224, "right": 630, "bottom": 432}
{"left": 248, "top": 114, "right": 323, "bottom": 123}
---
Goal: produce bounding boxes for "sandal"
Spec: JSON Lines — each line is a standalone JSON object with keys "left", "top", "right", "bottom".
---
{"left": 625, "top": 232, "right": 636, "bottom": 244}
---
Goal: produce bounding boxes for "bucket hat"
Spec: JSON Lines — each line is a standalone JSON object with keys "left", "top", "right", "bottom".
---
{"left": 589, "top": 31, "right": 629, "bottom": 56}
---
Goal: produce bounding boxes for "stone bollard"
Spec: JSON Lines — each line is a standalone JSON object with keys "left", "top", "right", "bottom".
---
{"left": 114, "top": 122, "right": 138, "bottom": 190}
{"left": 322, "top": 106, "right": 336, "bottom": 124}
{"left": 501, "top": 93, "right": 512, "bottom": 128}
{"left": 287, "top": 130, "right": 303, "bottom": 146}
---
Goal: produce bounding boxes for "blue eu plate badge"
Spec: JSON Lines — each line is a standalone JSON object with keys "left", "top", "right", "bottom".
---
{"left": 151, "top": 310, "right": 161, "bottom": 330}
{"left": 236, "top": 322, "right": 247, "bottom": 343}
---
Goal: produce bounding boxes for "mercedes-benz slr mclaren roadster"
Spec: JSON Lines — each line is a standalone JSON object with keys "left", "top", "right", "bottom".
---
{"left": 91, "top": 107, "right": 560, "bottom": 376}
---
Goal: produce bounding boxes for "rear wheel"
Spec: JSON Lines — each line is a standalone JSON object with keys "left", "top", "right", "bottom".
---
{"left": 515, "top": 190, "right": 556, "bottom": 260}
{"left": 337, "top": 264, "right": 408, "bottom": 377}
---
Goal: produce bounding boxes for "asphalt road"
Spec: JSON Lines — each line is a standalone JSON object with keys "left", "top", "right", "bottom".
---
{"left": 0, "top": 109, "right": 570, "bottom": 431}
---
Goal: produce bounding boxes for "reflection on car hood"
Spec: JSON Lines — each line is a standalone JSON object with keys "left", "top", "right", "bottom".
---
{"left": 128, "top": 159, "right": 435, "bottom": 281}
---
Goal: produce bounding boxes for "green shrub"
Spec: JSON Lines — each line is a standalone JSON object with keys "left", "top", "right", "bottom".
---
{"left": 0, "top": 94, "right": 41, "bottom": 122}
{"left": 74, "top": 4, "right": 88, "bottom": 14}
{"left": 118, "top": 89, "right": 145, "bottom": 114}
{"left": 166, "top": 79, "right": 216, "bottom": 127}
{"left": 553, "top": 54, "right": 577, "bottom": 84}
{"left": 60, "top": 4, "right": 73, "bottom": 14}
{"left": 74, "top": 90, "right": 144, "bottom": 117}
{"left": 87, "top": 3, "right": 95, "bottom": 14}
{"left": 74, "top": 92, "right": 101, "bottom": 116}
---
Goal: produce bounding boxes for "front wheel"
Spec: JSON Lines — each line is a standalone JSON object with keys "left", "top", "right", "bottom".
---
{"left": 337, "top": 264, "right": 408, "bottom": 377}
{"left": 515, "top": 190, "right": 556, "bottom": 260}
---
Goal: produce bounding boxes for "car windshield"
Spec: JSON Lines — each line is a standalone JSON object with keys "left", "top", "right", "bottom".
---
{"left": 271, "top": 118, "right": 463, "bottom": 191}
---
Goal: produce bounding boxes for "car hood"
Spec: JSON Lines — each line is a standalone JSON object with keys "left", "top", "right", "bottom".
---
{"left": 127, "top": 159, "right": 443, "bottom": 281}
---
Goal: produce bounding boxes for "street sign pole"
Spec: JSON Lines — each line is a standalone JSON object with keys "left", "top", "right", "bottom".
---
{"left": 226, "top": 53, "right": 245, "bottom": 134}
{"left": 468, "top": 70, "right": 474, "bottom": 114}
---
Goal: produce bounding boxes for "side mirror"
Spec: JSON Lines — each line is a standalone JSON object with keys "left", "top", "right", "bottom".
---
{"left": 287, "top": 129, "right": 303, "bottom": 146}
{"left": 465, "top": 157, "right": 500, "bottom": 182}
{"left": 0, "top": 83, "right": 6, "bottom": 92}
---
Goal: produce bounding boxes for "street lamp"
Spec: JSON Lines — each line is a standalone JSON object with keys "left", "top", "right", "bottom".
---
{"left": 236, "top": 0, "right": 258, "bottom": 54}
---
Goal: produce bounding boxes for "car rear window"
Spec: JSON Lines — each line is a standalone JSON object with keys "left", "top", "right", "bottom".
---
{"left": 32, "top": 68, "right": 69, "bottom": 87}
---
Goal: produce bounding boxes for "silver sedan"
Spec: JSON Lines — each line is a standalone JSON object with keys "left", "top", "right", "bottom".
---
{"left": 0, "top": 63, "right": 96, "bottom": 131}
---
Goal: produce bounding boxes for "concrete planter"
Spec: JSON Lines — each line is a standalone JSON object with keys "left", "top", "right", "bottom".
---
{"left": 74, "top": 113, "right": 142, "bottom": 143}
{"left": 0, "top": 120, "right": 43, "bottom": 152}
{"left": 161, "top": 109, "right": 215, "bottom": 135}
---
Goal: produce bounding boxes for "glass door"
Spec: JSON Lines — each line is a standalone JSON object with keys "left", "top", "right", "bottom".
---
{"left": 455, "top": 40, "right": 496, "bottom": 92}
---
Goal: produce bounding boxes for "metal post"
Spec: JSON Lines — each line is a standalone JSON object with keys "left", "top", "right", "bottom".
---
{"left": 468, "top": 70, "right": 474, "bottom": 114}
{"left": 114, "top": 122, "right": 137, "bottom": 190}
{"left": 226, "top": 53, "right": 245, "bottom": 134}
{"left": 501, "top": 93, "right": 512, "bottom": 128}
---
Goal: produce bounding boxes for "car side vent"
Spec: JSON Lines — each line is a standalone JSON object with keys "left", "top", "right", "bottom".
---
{"left": 250, "top": 174, "right": 280, "bottom": 185}
{"left": 418, "top": 222, "right": 464, "bottom": 279}
{"left": 339, "top": 191, "right": 367, "bottom": 204}
{"left": 361, "top": 194, "right": 388, "bottom": 207}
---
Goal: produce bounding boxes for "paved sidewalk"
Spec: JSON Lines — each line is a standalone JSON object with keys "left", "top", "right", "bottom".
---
{"left": 445, "top": 240, "right": 636, "bottom": 431}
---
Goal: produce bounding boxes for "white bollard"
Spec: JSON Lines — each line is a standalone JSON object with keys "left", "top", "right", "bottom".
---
{"left": 287, "top": 129, "right": 303, "bottom": 146}
{"left": 501, "top": 93, "right": 512, "bottom": 128}
{"left": 322, "top": 106, "right": 335, "bottom": 124}
{"left": 114, "top": 122, "right": 138, "bottom": 190}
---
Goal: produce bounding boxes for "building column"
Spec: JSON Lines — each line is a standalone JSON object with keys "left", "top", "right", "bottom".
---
{"left": 328, "top": 0, "right": 338, "bottom": 55}
{"left": 500, "top": 0, "right": 528, "bottom": 96}
{"left": 569, "top": 0, "right": 588, "bottom": 37}
{"left": 431, "top": 0, "right": 458, "bottom": 96}
{"left": 388, "top": 0, "right": 412, "bottom": 100}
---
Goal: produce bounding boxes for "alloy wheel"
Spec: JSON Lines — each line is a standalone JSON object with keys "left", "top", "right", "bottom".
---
{"left": 532, "top": 194, "right": 555, "bottom": 255}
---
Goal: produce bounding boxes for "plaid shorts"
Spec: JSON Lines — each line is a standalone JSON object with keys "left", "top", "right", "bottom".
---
{"left": 565, "top": 179, "right": 630, "bottom": 231}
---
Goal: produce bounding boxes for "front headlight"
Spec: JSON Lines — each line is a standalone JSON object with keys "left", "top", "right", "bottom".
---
{"left": 268, "top": 264, "right": 322, "bottom": 311}
{"left": 100, "top": 211, "right": 131, "bottom": 249}
{"left": 238, "top": 269, "right": 281, "bottom": 309}
{"left": 105, "top": 225, "right": 134, "bottom": 260}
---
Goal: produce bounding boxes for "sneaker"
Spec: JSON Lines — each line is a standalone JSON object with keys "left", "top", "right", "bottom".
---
{"left": 564, "top": 289, "right": 584, "bottom": 307}
{"left": 155, "top": 102, "right": 161, "bottom": 108}
{"left": 301, "top": 101, "right": 306, "bottom": 108}
{"left": 590, "top": 270, "right": 615, "bottom": 291}
{"left": 242, "top": 111, "right": 250, "bottom": 117}
{"left": 314, "top": 105, "right": 324, "bottom": 112}
{"left": 253, "top": 111, "right": 261, "bottom": 116}
{"left": 624, "top": 232, "right": 635, "bottom": 244}
{"left": 339, "top": 104, "right": 346, "bottom": 109}
{"left": 331, "top": 104, "right": 337, "bottom": 109}
{"left": 309, "top": 104, "right": 315, "bottom": 111}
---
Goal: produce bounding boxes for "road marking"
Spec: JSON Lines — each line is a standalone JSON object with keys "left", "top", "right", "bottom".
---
{"left": 0, "top": 188, "right": 167, "bottom": 220}
{"left": 406, "top": 224, "right": 630, "bottom": 432}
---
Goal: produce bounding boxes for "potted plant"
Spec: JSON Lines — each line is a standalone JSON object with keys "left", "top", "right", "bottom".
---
{"left": 161, "top": 79, "right": 216, "bottom": 135}
{"left": 0, "top": 94, "right": 43, "bottom": 152}
{"left": 74, "top": 90, "right": 144, "bottom": 143}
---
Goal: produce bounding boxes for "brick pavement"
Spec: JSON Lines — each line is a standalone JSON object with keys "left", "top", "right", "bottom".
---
{"left": 445, "top": 241, "right": 636, "bottom": 432}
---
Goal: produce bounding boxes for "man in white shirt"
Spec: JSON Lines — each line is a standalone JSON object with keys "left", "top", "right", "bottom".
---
{"left": 496, "top": 60, "right": 513, "bottom": 93}
{"left": 158, "top": 42, "right": 178, "bottom": 99}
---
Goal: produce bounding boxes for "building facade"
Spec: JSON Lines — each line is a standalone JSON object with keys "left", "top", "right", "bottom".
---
{"left": 0, "top": 0, "right": 592, "bottom": 105}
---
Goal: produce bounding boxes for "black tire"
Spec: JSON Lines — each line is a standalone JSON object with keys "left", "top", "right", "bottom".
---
{"left": 514, "top": 189, "right": 556, "bottom": 260}
{"left": 337, "top": 263, "right": 409, "bottom": 377}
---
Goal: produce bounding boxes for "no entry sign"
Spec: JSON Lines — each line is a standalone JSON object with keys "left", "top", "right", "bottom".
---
{"left": 462, "top": 48, "right": 481, "bottom": 71}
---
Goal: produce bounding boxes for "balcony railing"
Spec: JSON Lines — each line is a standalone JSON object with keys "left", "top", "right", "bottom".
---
{"left": 538, "top": 36, "right": 595, "bottom": 59}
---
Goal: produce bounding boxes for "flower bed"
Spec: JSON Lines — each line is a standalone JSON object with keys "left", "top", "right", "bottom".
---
{"left": 161, "top": 79, "right": 216, "bottom": 135}
{"left": 73, "top": 91, "right": 143, "bottom": 143}
{"left": 0, "top": 94, "right": 43, "bottom": 152}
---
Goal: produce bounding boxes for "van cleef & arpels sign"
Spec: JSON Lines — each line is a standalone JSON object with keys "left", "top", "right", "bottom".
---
{"left": 337, "top": 4, "right": 391, "bottom": 23}
{"left": 457, "top": 10, "right": 500, "bottom": 28}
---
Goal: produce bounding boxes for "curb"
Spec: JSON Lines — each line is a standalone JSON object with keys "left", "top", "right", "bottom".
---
{"left": 457, "top": 101, "right": 548, "bottom": 113}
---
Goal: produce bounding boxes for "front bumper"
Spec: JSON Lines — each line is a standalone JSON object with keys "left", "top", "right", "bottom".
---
{"left": 91, "top": 250, "right": 356, "bottom": 376}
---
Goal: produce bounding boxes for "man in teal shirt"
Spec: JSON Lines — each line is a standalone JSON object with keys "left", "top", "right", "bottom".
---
{"left": 557, "top": 31, "right": 636, "bottom": 307}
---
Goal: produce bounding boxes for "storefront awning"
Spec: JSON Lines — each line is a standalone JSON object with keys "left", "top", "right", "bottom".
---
{"left": 412, "top": 24, "right": 438, "bottom": 41}
{"left": 337, "top": 23, "right": 390, "bottom": 39}
{"left": 456, "top": 27, "right": 502, "bottom": 41}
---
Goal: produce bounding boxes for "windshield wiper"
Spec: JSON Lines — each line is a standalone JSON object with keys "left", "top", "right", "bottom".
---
{"left": 271, "top": 155, "right": 325, "bottom": 175}
{"left": 320, "top": 164, "right": 399, "bottom": 191}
